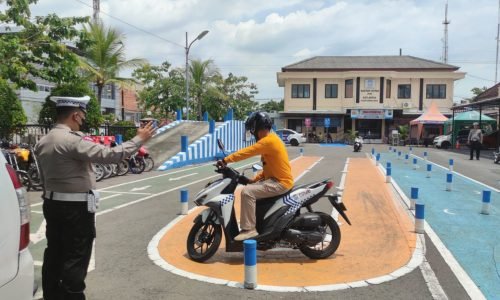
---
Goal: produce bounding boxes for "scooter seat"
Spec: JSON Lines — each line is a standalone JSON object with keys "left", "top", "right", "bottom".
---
{"left": 258, "top": 189, "right": 292, "bottom": 202}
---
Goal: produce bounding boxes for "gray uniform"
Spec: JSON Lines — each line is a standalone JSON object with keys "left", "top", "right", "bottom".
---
{"left": 36, "top": 123, "right": 144, "bottom": 300}
{"left": 35, "top": 123, "right": 143, "bottom": 192}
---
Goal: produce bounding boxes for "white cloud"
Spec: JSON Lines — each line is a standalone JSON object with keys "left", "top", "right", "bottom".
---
{"left": 18, "top": 0, "right": 500, "bottom": 99}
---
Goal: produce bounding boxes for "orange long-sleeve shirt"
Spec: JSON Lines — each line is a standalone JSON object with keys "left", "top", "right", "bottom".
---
{"left": 224, "top": 133, "right": 293, "bottom": 189}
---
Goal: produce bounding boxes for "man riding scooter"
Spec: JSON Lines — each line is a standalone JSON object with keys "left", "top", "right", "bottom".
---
{"left": 353, "top": 135, "right": 363, "bottom": 152}
{"left": 217, "top": 111, "right": 293, "bottom": 241}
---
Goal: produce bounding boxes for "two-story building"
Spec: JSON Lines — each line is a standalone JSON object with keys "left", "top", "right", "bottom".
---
{"left": 277, "top": 55, "right": 465, "bottom": 142}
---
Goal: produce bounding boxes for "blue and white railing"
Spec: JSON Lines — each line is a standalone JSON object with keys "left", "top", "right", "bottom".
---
{"left": 157, "top": 119, "right": 255, "bottom": 171}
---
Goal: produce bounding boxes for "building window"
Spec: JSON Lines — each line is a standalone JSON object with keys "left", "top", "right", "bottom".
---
{"left": 291, "top": 84, "right": 310, "bottom": 98}
{"left": 345, "top": 79, "right": 353, "bottom": 98}
{"left": 386, "top": 79, "right": 391, "bottom": 98}
{"left": 397, "top": 84, "right": 411, "bottom": 99}
{"left": 325, "top": 84, "right": 338, "bottom": 98}
{"left": 426, "top": 84, "right": 446, "bottom": 99}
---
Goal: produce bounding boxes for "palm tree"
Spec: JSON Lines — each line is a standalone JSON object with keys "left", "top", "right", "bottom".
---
{"left": 79, "top": 21, "right": 146, "bottom": 106}
{"left": 189, "top": 59, "right": 219, "bottom": 120}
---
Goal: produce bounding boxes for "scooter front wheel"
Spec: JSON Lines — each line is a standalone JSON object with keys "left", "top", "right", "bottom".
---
{"left": 187, "top": 219, "right": 222, "bottom": 262}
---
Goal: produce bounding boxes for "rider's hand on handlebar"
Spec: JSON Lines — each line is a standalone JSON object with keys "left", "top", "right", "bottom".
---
{"left": 215, "top": 159, "right": 227, "bottom": 169}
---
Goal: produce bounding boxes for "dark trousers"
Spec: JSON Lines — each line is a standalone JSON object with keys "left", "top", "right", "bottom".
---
{"left": 42, "top": 200, "right": 95, "bottom": 300}
{"left": 470, "top": 141, "right": 481, "bottom": 160}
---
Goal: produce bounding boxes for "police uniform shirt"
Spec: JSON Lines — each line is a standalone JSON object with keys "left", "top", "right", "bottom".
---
{"left": 35, "top": 124, "right": 143, "bottom": 193}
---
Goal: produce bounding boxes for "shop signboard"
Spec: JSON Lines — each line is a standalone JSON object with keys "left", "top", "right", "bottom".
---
{"left": 351, "top": 109, "right": 393, "bottom": 120}
{"left": 305, "top": 118, "right": 311, "bottom": 127}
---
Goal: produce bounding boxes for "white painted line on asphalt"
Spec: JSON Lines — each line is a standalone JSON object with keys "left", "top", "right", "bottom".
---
{"left": 146, "top": 155, "right": 425, "bottom": 292}
{"left": 419, "top": 237, "right": 449, "bottom": 300}
{"left": 34, "top": 260, "right": 43, "bottom": 266}
{"left": 169, "top": 173, "right": 198, "bottom": 181}
{"left": 425, "top": 223, "right": 486, "bottom": 300}
{"left": 95, "top": 161, "right": 258, "bottom": 217}
{"left": 98, "top": 162, "right": 214, "bottom": 191}
{"left": 100, "top": 191, "right": 151, "bottom": 195}
{"left": 130, "top": 185, "right": 151, "bottom": 192}
{"left": 31, "top": 202, "right": 43, "bottom": 208}
{"left": 384, "top": 164, "right": 486, "bottom": 300}
{"left": 31, "top": 210, "right": 43, "bottom": 214}
{"left": 411, "top": 153, "right": 500, "bottom": 193}
{"left": 100, "top": 194, "right": 122, "bottom": 200}
{"left": 30, "top": 219, "right": 46, "bottom": 244}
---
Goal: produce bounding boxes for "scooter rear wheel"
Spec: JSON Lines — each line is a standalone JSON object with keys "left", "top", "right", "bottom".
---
{"left": 299, "top": 214, "right": 341, "bottom": 259}
{"left": 187, "top": 219, "right": 222, "bottom": 262}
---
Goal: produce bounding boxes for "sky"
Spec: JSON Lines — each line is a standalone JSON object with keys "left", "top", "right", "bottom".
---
{"left": 11, "top": 0, "right": 500, "bottom": 101}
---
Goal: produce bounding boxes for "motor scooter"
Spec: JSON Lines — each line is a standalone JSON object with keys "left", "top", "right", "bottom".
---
{"left": 353, "top": 136, "right": 363, "bottom": 152}
{"left": 186, "top": 139, "right": 351, "bottom": 262}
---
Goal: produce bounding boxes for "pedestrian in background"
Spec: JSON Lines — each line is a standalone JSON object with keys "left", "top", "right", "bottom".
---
{"left": 35, "top": 96, "right": 155, "bottom": 300}
{"left": 467, "top": 122, "right": 483, "bottom": 160}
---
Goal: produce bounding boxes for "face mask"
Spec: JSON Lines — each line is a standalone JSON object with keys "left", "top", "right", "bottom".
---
{"left": 76, "top": 113, "right": 90, "bottom": 132}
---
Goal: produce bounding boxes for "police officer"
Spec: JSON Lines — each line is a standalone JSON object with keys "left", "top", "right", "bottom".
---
{"left": 35, "top": 96, "right": 155, "bottom": 300}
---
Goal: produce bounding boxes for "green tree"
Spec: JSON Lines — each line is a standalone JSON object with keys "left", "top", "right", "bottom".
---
{"left": 189, "top": 59, "right": 219, "bottom": 120}
{"left": 199, "top": 72, "right": 258, "bottom": 121}
{"left": 470, "top": 86, "right": 488, "bottom": 102}
{"left": 0, "top": 79, "right": 27, "bottom": 139}
{"left": 79, "top": 21, "right": 146, "bottom": 106}
{"left": 38, "top": 82, "right": 103, "bottom": 133}
{"left": 0, "top": 0, "right": 89, "bottom": 89}
{"left": 398, "top": 125, "right": 409, "bottom": 144}
{"left": 133, "top": 61, "right": 185, "bottom": 117}
{"left": 260, "top": 99, "right": 284, "bottom": 113}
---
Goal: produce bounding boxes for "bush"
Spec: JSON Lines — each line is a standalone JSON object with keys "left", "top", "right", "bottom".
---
{"left": 109, "top": 120, "right": 137, "bottom": 141}
{"left": 0, "top": 79, "right": 27, "bottom": 140}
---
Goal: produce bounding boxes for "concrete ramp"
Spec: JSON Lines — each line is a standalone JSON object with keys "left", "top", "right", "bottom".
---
{"left": 145, "top": 121, "right": 209, "bottom": 166}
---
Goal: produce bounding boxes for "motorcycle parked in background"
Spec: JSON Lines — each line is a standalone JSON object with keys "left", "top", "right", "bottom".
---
{"left": 186, "top": 139, "right": 351, "bottom": 262}
{"left": 353, "top": 136, "right": 363, "bottom": 152}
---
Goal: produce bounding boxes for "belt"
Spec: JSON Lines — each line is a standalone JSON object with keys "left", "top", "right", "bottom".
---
{"left": 43, "top": 190, "right": 88, "bottom": 202}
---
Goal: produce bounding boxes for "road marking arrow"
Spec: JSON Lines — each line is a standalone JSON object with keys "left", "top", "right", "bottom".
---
{"left": 130, "top": 185, "right": 151, "bottom": 192}
{"left": 169, "top": 173, "right": 198, "bottom": 181}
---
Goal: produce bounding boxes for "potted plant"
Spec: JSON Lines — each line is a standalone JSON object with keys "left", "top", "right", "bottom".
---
{"left": 398, "top": 125, "right": 409, "bottom": 145}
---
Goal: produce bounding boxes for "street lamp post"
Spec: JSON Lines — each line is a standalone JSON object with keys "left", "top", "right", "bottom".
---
{"left": 185, "top": 30, "right": 209, "bottom": 120}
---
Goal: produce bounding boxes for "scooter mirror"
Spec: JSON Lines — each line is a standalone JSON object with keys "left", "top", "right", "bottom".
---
{"left": 217, "top": 139, "right": 225, "bottom": 151}
{"left": 252, "top": 164, "right": 263, "bottom": 171}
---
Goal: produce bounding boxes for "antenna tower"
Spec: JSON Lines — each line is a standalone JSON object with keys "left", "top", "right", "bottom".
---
{"left": 442, "top": 0, "right": 450, "bottom": 64}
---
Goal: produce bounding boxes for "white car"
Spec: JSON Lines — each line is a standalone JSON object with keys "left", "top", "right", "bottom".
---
{"left": 0, "top": 153, "right": 34, "bottom": 300}
{"left": 275, "top": 129, "right": 306, "bottom": 146}
{"left": 433, "top": 134, "right": 452, "bottom": 149}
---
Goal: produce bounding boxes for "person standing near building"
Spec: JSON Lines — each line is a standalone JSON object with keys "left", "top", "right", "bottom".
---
{"left": 467, "top": 122, "right": 483, "bottom": 160}
{"left": 35, "top": 96, "right": 155, "bottom": 300}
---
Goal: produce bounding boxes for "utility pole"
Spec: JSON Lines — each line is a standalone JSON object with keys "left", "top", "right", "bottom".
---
{"left": 495, "top": 0, "right": 500, "bottom": 83}
{"left": 93, "top": 0, "right": 100, "bottom": 21}
{"left": 442, "top": 0, "right": 450, "bottom": 64}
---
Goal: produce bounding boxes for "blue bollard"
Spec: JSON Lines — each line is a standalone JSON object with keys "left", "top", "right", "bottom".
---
{"left": 449, "top": 159, "right": 454, "bottom": 172}
{"left": 446, "top": 173, "right": 453, "bottom": 191}
{"left": 180, "top": 189, "right": 188, "bottom": 214}
{"left": 300, "top": 148, "right": 304, "bottom": 156}
{"left": 371, "top": 148, "right": 375, "bottom": 158}
{"left": 413, "top": 158, "right": 418, "bottom": 170}
{"left": 389, "top": 146, "right": 392, "bottom": 151}
{"left": 481, "top": 191, "right": 491, "bottom": 215}
{"left": 386, "top": 162, "right": 392, "bottom": 169}
{"left": 386, "top": 167, "right": 392, "bottom": 183}
{"left": 376, "top": 153, "right": 381, "bottom": 166}
{"left": 405, "top": 154, "right": 409, "bottom": 164}
{"left": 181, "top": 136, "right": 188, "bottom": 153}
{"left": 426, "top": 163, "right": 432, "bottom": 178}
{"left": 243, "top": 240, "right": 257, "bottom": 289}
{"left": 424, "top": 151, "right": 428, "bottom": 161}
{"left": 415, "top": 203, "right": 425, "bottom": 233}
{"left": 410, "top": 187, "right": 418, "bottom": 210}
{"left": 398, "top": 151, "right": 402, "bottom": 159}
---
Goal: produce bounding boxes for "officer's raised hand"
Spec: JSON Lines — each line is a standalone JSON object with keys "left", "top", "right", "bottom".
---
{"left": 136, "top": 121, "right": 155, "bottom": 142}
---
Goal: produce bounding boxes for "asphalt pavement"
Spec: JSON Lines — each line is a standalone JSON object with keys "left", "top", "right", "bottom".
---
{"left": 29, "top": 144, "right": 499, "bottom": 299}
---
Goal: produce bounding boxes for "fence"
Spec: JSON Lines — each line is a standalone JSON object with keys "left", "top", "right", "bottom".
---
{"left": 0, "top": 124, "right": 139, "bottom": 146}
